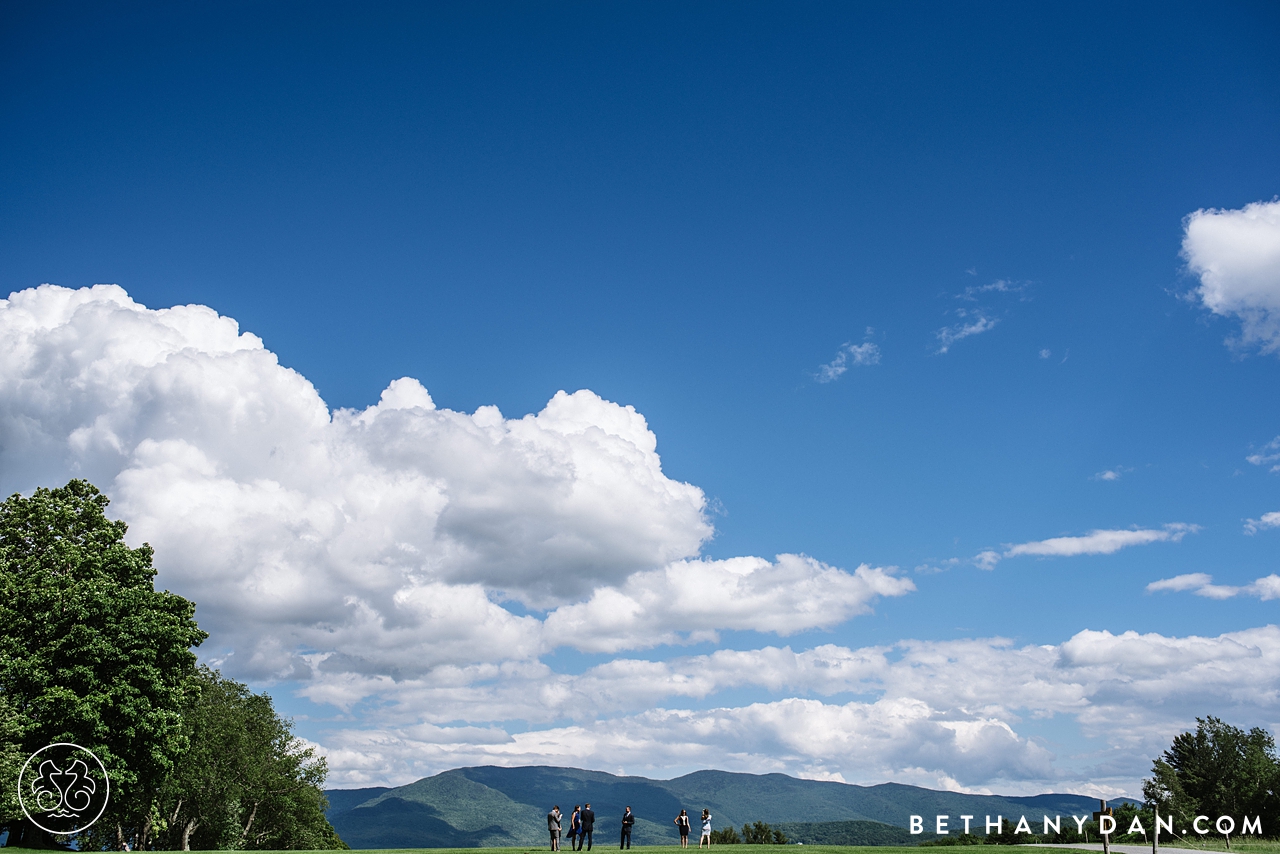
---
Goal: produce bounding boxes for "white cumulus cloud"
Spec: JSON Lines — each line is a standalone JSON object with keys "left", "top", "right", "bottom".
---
{"left": 543, "top": 557, "right": 914, "bottom": 653}
{"left": 1183, "top": 199, "right": 1280, "bottom": 353}
{"left": 0, "top": 284, "right": 908, "bottom": 687}
{"left": 12, "top": 283, "right": 1272, "bottom": 799}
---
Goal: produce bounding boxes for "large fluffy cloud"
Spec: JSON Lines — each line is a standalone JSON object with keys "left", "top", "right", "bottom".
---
{"left": 1183, "top": 199, "right": 1280, "bottom": 353}
{"left": 543, "top": 557, "right": 913, "bottom": 653}
{"left": 7, "top": 283, "right": 1273, "bottom": 798}
{"left": 0, "top": 284, "right": 906, "bottom": 683}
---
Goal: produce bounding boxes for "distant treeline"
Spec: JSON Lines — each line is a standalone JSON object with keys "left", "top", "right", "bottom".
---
{"left": 0, "top": 481, "right": 345, "bottom": 850}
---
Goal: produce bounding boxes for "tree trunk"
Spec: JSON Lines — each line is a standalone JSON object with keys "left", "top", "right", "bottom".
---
{"left": 239, "top": 801, "right": 259, "bottom": 846}
{"left": 181, "top": 818, "right": 198, "bottom": 851}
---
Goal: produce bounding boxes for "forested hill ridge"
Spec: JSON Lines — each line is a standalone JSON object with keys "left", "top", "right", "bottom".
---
{"left": 325, "top": 765, "right": 1127, "bottom": 849}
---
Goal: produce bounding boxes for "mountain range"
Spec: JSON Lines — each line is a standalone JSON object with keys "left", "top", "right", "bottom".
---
{"left": 325, "top": 766, "right": 1130, "bottom": 848}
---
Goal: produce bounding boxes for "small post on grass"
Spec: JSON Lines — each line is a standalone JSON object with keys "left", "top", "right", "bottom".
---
{"left": 1152, "top": 804, "right": 1158, "bottom": 854}
{"left": 1092, "top": 800, "right": 1112, "bottom": 854}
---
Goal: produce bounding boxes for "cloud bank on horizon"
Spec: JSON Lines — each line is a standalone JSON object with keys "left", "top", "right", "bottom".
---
{"left": 1, "top": 200, "right": 1278, "bottom": 794}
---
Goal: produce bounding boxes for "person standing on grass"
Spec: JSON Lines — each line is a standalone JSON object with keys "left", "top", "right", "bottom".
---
{"left": 700, "top": 810, "right": 712, "bottom": 848}
{"left": 548, "top": 805, "right": 562, "bottom": 851}
{"left": 674, "top": 809, "right": 691, "bottom": 848}
{"left": 569, "top": 805, "right": 582, "bottom": 850}
{"left": 581, "top": 802, "right": 596, "bottom": 851}
{"left": 620, "top": 806, "right": 636, "bottom": 849}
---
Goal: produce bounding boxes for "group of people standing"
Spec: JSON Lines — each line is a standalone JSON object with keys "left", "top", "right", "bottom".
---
{"left": 547, "top": 805, "right": 714, "bottom": 850}
{"left": 546, "top": 803, "right": 594, "bottom": 852}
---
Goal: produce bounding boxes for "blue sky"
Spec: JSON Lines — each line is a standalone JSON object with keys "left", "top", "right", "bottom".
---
{"left": 2, "top": 1, "right": 1279, "bottom": 795}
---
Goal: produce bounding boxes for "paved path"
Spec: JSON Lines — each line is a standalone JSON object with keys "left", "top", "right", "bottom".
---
{"left": 1020, "top": 845, "right": 1166, "bottom": 854}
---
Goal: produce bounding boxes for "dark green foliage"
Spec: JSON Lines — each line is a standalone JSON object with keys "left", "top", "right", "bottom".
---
{"left": 740, "top": 821, "right": 786, "bottom": 844}
{"left": 983, "top": 819, "right": 1024, "bottom": 845}
{"left": 1110, "top": 801, "right": 1157, "bottom": 844}
{"left": 0, "top": 481, "right": 343, "bottom": 850}
{"left": 710, "top": 826, "right": 741, "bottom": 844}
{"left": 0, "top": 480, "right": 206, "bottom": 847}
{"left": 1143, "top": 716, "right": 1280, "bottom": 840}
{"left": 153, "top": 666, "right": 346, "bottom": 851}
{"left": 0, "top": 697, "right": 24, "bottom": 826}
{"left": 918, "top": 833, "right": 983, "bottom": 846}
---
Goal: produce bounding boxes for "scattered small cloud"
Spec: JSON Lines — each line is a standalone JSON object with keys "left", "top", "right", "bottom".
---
{"left": 1146, "top": 573, "right": 1213, "bottom": 593}
{"left": 935, "top": 310, "right": 998, "bottom": 354}
{"left": 1245, "top": 511, "right": 1280, "bottom": 535}
{"left": 1092, "top": 466, "right": 1132, "bottom": 482}
{"left": 959, "top": 279, "right": 1025, "bottom": 301}
{"left": 974, "top": 550, "right": 1001, "bottom": 571}
{"left": 1182, "top": 199, "right": 1280, "bottom": 354}
{"left": 816, "top": 330, "right": 881, "bottom": 382}
{"left": 1039, "top": 349, "right": 1052, "bottom": 359}
{"left": 976, "top": 524, "right": 1198, "bottom": 569}
{"left": 1247, "top": 436, "right": 1280, "bottom": 473}
{"left": 915, "top": 558, "right": 961, "bottom": 575}
{"left": 1147, "top": 572, "right": 1280, "bottom": 601}
{"left": 935, "top": 279, "right": 1030, "bottom": 354}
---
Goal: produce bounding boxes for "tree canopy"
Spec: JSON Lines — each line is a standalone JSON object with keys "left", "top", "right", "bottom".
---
{"left": 0, "top": 480, "right": 344, "bottom": 850}
{"left": 1143, "top": 716, "right": 1280, "bottom": 841}
{"left": 152, "top": 666, "right": 345, "bottom": 851}
{"left": 0, "top": 480, "right": 206, "bottom": 846}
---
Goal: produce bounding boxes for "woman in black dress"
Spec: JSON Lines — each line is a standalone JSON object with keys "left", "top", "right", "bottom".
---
{"left": 674, "top": 810, "right": 691, "bottom": 848}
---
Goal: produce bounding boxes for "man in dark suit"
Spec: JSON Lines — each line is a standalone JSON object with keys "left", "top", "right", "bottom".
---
{"left": 620, "top": 806, "right": 635, "bottom": 850}
{"left": 579, "top": 803, "right": 595, "bottom": 851}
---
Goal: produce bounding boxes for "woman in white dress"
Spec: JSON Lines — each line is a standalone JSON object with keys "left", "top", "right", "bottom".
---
{"left": 700, "top": 810, "right": 713, "bottom": 848}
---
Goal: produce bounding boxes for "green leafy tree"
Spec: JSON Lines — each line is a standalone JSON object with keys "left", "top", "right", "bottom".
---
{"left": 741, "top": 821, "right": 787, "bottom": 844}
{"left": 984, "top": 817, "right": 1038, "bottom": 845}
{"left": 1142, "top": 717, "right": 1280, "bottom": 843}
{"left": 0, "top": 481, "right": 206, "bottom": 848}
{"left": 1112, "top": 801, "right": 1157, "bottom": 844}
{"left": 155, "top": 666, "right": 346, "bottom": 851}
{"left": 0, "top": 697, "right": 24, "bottom": 827}
{"left": 710, "top": 825, "right": 741, "bottom": 844}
